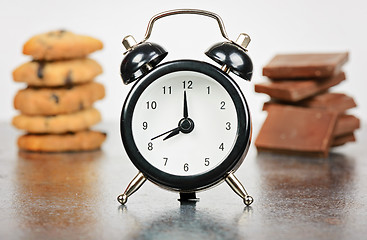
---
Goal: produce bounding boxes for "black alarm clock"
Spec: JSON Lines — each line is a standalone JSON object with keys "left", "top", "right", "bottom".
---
{"left": 117, "top": 9, "right": 254, "bottom": 205}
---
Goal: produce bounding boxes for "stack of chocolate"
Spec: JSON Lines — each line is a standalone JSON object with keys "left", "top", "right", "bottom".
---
{"left": 254, "top": 53, "right": 359, "bottom": 158}
{"left": 12, "top": 30, "right": 106, "bottom": 152}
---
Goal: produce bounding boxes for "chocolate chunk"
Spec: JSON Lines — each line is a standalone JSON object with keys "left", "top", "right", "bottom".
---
{"left": 334, "top": 115, "right": 360, "bottom": 137}
{"left": 255, "top": 105, "right": 339, "bottom": 158}
{"left": 64, "top": 70, "right": 73, "bottom": 88}
{"left": 79, "top": 101, "right": 84, "bottom": 110}
{"left": 37, "top": 61, "right": 46, "bottom": 79}
{"left": 263, "top": 52, "right": 349, "bottom": 79}
{"left": 47, "top": 30, "right": 67, "bottom": 37}
{"left": 300, "top": 93, "right": 357, "bottom": 112}
{"left": 50, "top": 93, "right": 59, "bottom": 104}
{"left": 255, "top": 72, "right": 345, "bottom": 102}
{"left": 263, "top": 92, "right": 357, "bottom": 113}
{"left": 55, "top": 30, "right": 67, "bottom": 38}
{"left": 332, "top": 133, "right": 356, "bottom": 147}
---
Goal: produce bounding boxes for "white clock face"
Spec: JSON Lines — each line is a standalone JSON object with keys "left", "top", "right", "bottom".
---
{"left": 131, "top": 71, "right": 238, "bottom": 176}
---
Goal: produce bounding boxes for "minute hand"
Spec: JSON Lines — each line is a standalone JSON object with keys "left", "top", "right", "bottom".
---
{"left": 183, "top": 90, "right": 188, "bottom": 118}
{"left": 152, "top": 91, "right": 191, "bottom": 141}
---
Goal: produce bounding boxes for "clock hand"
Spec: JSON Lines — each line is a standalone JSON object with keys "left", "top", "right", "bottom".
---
{"left": 152, "top": 91, "right": 193, "bottom": 141}
{"left": 164, "top": 118, "right": 195, "bottom": 141}
{"left": 151, "top": 126, "right": 180, "bottom": 141}
{"left": 163, "top": 128, "right": 180, "bottom": 141}
{"left": 162, "top": 91, "right": 189, "bottom": 141}
{"left": 183, "top": 90, "right": 188, "bottom": 118}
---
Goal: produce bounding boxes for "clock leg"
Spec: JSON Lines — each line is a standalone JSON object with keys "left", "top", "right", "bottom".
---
{"left": 225, "top": 172, "right": 253, "bottom": 206}
{"left": 178, "top": 192, "right": 199, "bottom": 203}
{"left": 117, "top": 172, "right": 147, "bottom": 205}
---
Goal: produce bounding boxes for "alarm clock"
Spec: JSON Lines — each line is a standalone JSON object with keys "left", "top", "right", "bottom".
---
{"left": 117, "top": 9, "right": 254, "bottom": 205}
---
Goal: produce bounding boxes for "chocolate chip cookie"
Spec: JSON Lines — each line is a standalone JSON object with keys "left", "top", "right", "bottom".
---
{"left": 14, "top": 82, "right": 105, "bottom": 115}
{"left": 18, "top": 130, "right": 107, "bottom": 152}
{"left": 12, "top": 107, "right": 101, "bottom": 134}
{"left": 23, "top": 30, "right": 103, "bottom": 60}
{"left": 13, "top": 58, "right": 102, "bottom": 87}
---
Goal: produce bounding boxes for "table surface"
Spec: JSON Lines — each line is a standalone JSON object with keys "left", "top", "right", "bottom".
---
{"left": 0, "top": 121, "right": 366, "bottom": 240}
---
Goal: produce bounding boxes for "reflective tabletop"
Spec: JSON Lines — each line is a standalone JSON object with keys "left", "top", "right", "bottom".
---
{"left": 0, "top": 121, "right": 366, "bottom": 240}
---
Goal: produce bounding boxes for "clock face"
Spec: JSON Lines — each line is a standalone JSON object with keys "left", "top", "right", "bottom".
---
{"left": 121, "top": 60, "right": 251, "bottom": 191}
{"left": 132, "top": 71, "right": 238, "bottom": 176}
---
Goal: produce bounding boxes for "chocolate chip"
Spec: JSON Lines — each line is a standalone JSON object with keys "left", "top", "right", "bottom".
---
{"left": 79, "top": 101, "right": 84, "bottom": 110}
{"left": 55, "top": 30, "right": 67, "bottom": 38}
{"left": 64, "top": 70, "right": 73, "bottom": 88}
{"left": 37, "top": 61, "right": 46, "bottom": 79}
{"left": 50, "top": 93, "right": 59, "bottom": 104}
{"left": 48, "top": 30, "right": 67, "bottom": 37}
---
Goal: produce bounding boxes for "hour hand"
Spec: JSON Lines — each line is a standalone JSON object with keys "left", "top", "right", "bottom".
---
{"left": 164, "top": 118, "right": 194, "bottom": 140}
{"left": 151, "top": 127, "right": 180, "bottom": 141}
{"left": 163, "top": 128, "right": 180, "bottom": 141}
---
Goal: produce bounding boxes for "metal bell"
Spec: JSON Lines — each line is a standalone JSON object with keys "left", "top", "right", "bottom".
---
{"left": 205, "top": 33, "right": 253, "bottom": 81}
{"left": 120, "top": 35, "right": 168, "bottom": 84}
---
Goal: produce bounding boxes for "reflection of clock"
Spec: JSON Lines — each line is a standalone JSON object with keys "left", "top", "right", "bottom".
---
{"left": 117, "top": 9, "right": 254, "bottom": 205}
{"left": 123, "top": 204, "right": 249, "bottom": 240}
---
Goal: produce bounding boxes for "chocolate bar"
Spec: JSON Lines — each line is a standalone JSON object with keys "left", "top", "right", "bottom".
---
{"left": 263, "top": 52, "right": 348, "bottom": 79}
{"left": 332, "top": 133, "right": 356, "bottom": 147}
{"left": 263, "top": 92, "right": 357, "bottom": 113}
{"left": 255, "top": 72, "right": 345, "bottom": 102}
{"left": 333, "top": 114, "right": 360, "bottom": 137}
{"left": 255, "top": 105, "right": 339, "bottom": 158}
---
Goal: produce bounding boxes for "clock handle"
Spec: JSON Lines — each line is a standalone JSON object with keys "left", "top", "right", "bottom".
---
{"left": 141, "top": 9, "right": 231, "bottom": 43}
{"left": 225, "top": 172, "right": 254, "bottom": 206}
{"left": 117, "top": 172, "right": 147, "bottom": 205}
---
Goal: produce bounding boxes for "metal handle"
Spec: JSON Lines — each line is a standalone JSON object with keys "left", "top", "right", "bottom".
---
{"left": 142, "top": 9, "right": 231, "bottom": 43}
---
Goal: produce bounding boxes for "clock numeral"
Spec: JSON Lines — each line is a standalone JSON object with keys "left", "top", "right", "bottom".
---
{"left": 184, "top": 163, "right": 189, "bottom": 172}
{"left": 146, "top": 101, "right": 157, "bottom": 109}
{"left": 143, "top": 121, "right": 148, "bottom": 130}
{"left": 219, "top": 143, "right": 224, "bottom": 151}
{"left": 163, "top": 157, "right": 168, "bottom": 166}
{"left": 220, "top": 101, "right": 226, "bottom": 110}
{"left": 226, "top": 122, "right": 231, "bottom": 130}
{"left": 148, "top": 142, "right": 153, "bottom": 151}
{"left": 204, "top": 158, "right": 210, "bottom": 166}
{"left": 183, "top": 80, "right": 193, "bottom": 89}
{"left": 163, "top": 86, "right": 172, "bottom": 94}
{"left": 207, "top": 86, "right": 210, "bottom": 94}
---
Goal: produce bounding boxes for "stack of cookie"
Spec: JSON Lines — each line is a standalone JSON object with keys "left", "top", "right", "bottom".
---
{"left": 254, "top": 52, "right": 359, "bottom": 158}
{"left": 12, "top": 30, "right": 106, "bottom": 152}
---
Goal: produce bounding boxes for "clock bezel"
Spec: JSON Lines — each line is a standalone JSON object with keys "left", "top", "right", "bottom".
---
{"left": 121, "top": 60, "right": 251, "bottom": 192}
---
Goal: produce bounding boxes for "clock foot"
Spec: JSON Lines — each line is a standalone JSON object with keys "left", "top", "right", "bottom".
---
{"left": 178, "top": 192, "right": 199, "bottom": 203}
{"left": 117, "top": 172, "right": 147, "bottom": 205}
{"left": 225, "top": 172, "right": 253, "bottom": 206}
